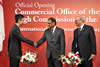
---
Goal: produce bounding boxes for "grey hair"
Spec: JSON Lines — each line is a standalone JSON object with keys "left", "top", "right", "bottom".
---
{"left": 77, "top": 16, "right": 85, "bottom": 22}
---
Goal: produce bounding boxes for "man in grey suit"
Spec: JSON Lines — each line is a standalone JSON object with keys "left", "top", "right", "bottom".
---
{"left": 72, "top": 16, "right": 96, "bottom": 67}
{"left": 8, "top": 14, "right": 34, "bottom": 67}
{"left": 34, "top": 17, "right": 65, "bottom": 67}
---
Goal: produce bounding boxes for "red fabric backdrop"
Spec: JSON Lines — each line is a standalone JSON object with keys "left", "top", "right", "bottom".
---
{"left": 0, "top": 0, "right": 100, "bottom": 67}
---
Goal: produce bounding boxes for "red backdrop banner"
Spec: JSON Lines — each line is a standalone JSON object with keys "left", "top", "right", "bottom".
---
{"left": 0, "top": 0, "right": 100, "bottom": 67}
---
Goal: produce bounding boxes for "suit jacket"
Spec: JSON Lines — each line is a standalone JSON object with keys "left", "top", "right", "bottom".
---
{"left": 37, "top": 27, "right": 65, "bottom": 59}
{"left": 8, "top": 24, "right": 34, "bottom": 58}
{"left": 72, "top": 24, "right": 96, "bottom": 58}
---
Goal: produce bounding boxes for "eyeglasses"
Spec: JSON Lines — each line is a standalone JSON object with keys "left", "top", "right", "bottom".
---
{"left": 75, "top": 20, "right": 78, "bottom": 22}
{"left": 75, "top": 20, "right": 81, "bottom": 22}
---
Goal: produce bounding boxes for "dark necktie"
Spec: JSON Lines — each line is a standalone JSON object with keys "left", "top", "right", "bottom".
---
{"left": 51, "top": 29, "right": 54, "bottom": 34}
{"left": 78, "top": 28, "right": 81, "bottom": 35}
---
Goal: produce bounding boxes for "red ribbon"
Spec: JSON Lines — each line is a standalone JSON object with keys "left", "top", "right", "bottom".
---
{"left": 75, "top": 64, "right": 77, "bottom": 67}
{"left": 62, "top": 63, "right": 77, "bottom": 67}
{"left": 62, "top": 63, "right": 65, "bottom": 67}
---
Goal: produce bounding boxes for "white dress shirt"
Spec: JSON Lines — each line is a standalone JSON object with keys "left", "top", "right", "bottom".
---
{"left": 52, "top": 26, "right": 56, "bottom": 33}
{"left": 79, "top": 24, "right": 84, "bottom": 31}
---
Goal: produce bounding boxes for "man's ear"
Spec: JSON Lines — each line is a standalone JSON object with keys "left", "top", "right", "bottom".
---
{"left": 53, "top": 22, "right": 55, "bottom": 25}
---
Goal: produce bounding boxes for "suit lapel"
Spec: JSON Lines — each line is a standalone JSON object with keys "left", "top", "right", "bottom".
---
{"left": 48, "top": 27, "right": 58, "bottom": 39}
{"left": 78, "top": 24, "right": 86, "bottom": 37}
{"left": 47, "top": 28, "right": 53, "bottom": 39}
{"left": 75, "top": 29, "right": 78, "bottom": 39}
{"left": 14, "top": 24, "right": 20, "bottom": 31}
{"left": 53, "top": 27, "right": 58, "bottom": 37}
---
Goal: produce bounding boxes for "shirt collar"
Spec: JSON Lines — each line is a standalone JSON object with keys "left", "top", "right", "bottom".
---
{"left": 52, "top": 26, "right": 56, "bottom": 33}
{"left": 15, "top": 24, "right": 19, "bottom": 27}
{"left": 79, "top": 24, "right": 84, "bottom": 31}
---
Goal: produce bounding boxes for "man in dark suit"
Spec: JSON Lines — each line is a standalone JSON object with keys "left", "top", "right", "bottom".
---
{"left": 72, "top": 16, "right": 96, "bottom": 67}
{"left": 8, "top": 14, "right": 34, "bottom": 67}
{"left": 34, "top": 17, "right": 65, "bottom": 67}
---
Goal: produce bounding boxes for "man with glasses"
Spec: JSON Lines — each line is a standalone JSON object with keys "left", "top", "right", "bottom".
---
{"left": 72, "top": 16, "right": 96, "bottom": 67}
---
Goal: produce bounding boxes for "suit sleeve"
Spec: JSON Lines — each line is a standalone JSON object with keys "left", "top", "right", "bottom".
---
{"left": 89, "top": 27, "right": 96, "bottom": 55}
{"left": 60, "top": 30, "right": 65, "bottom": 55}
{"left": 37, "top": 31, "right": 46, "bottom": 47}
{"left": 8, "top": 36, "right": 10, "bottom": 52}
{"left": 72, "top": 31, "right": 76, "bottom": 53}
{"left": 13, "top": 30, "right": 34, "bottom": 46}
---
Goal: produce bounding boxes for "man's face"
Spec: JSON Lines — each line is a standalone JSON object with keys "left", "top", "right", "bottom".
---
{"left": 75, "top": 17, "right": 82, "bottom": 27}
{"left": 47, "top": 20, "right": 55, "bottom": 28}
{"left": 18, "top": 18, "right": 24, "bottom": 26}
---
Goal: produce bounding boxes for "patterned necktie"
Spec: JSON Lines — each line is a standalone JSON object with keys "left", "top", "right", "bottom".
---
{"left": 51, "top": 29, "right": 53, "bottom": 34}
{"left": 50, "top": 29, "right": 54, "bottom": 39}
